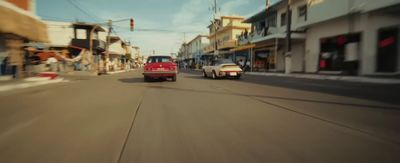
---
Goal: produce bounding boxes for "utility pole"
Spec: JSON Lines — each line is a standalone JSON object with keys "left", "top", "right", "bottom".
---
{"left": 285, "top": 0, "right": 292, "bottom": 74}
{"left": 213, "top": 0, "right": 218, "bottom": 57}
{"left": 104, "top": 19, "right": 112, "bottom": 74}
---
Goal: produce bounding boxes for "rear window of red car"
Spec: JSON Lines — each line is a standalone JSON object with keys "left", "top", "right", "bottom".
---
{"left": 147, "top": 56, "right": 172, "bottom": 63}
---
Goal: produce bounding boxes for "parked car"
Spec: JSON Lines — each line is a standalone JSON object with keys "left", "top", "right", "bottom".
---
{"left": 202, "top": 59, "right": 242, "bottom": 79}
{"left": 143, "top": 56, "right": 177, "bottom": 82}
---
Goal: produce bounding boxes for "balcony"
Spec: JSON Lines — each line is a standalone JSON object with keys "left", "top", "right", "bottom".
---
{"left": 218, "top": 40, "right": 237, "bottom": 50}
{"left": 203, "top": 45, "right": 215, "bottom": 53}
{"left": 237, "top": 35, "right": 250, "bottom": 46}
{"left": 70, "top": 39, "right": 106, "bottom": 51}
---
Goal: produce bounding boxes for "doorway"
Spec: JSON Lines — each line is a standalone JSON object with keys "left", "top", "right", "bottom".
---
{"left": 377, "top": 27, "right": 399, "bottom": 72}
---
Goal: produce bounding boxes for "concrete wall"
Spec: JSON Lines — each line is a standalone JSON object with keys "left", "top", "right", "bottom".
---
{"left": 46, "top": 21, "right": 74, "bottom": 46}
{"left": 109, "top": 40, "right": 126, "bottom": 55}
{"left": 276, "top": 50, "right": 285, "bottom": 71}
{"left": 304, "top": 16, "right": 361, "bottom": 73}
{"left": 291, "top": 42, "right": 305, "bottom": 72}
{"left": 359, "top": 12, "right": 400, "bottom": 75}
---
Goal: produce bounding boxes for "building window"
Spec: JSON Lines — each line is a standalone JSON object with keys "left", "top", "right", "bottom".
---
{"left": 267, "top": 15, "right": 277, "bottom": 27}
{"left": 76, "top": 29, "right": 87, "bottom": 39}
{"left": 298, "top": 5, "right": 307, "bottom": 21}
{"left": 281, "top": 12, "right": 287, "bottom": 26}
{"left": 258, "top": 21, "right": 266, "bottom": 31}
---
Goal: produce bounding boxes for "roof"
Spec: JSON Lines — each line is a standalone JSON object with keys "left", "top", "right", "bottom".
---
{"left": 107, "top": 35, "right": 121, "bottom": 42}
{"left": 221, "top": 15, "right": 245, "bottom": 20}
{"left": 187, "top": 35, "right": 208, "bottom": 44}
{"left": 72, "top": 22, "right": 106, "bottom": 32}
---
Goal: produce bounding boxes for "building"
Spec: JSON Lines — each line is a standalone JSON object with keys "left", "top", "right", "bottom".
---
{"left": 186, "top": 35, "right": 209, "bottom": 65}
{"left": 70, "top": 23, "right": 106, "bottom": 54}
{"left": 302, "top": 0, "right": 400, "bottom": 75}
{"left": 131, "top": 46, "right": 143, "bottom": 67}
{"left": 105, "top": 35, "right": 127, "bottom": 71}
{"left": 241, "top": 0, "right": 306, "bottom": 73}
{"left": 178, "top": 42, "right": 189, "bottom": 59}
{"left": 45, "top": 21, "right": 74, "bottom": 48}
{"left": 204, "top": 16, "right": 251, "bottom": 61}
{"left": 0, "top": 0, "right": 48, "bottom": 77}
{"left": 243, "top": 0, "right": 400, "bottom": 75}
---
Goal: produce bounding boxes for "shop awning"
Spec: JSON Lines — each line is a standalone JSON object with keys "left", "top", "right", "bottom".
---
{"left": 230, "top": 44, "right": 255, "bottom": 52}
{"left": 0, "top": 1, "right": 48, "bottom": 42}
{"left": 251, "top": 33, "right": 305, "bottom": 44}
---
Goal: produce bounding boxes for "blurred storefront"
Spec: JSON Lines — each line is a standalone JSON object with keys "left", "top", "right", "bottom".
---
{"left": 0, "top": 0, "right": 48, "bottom": 78}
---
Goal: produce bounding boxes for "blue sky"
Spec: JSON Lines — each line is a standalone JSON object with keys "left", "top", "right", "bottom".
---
{"left": 37, "top": 0, "right": 276, "bottom": 55}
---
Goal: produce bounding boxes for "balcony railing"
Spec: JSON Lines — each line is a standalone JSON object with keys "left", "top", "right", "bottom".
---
{"left": 236, "top": 27, "right": 279, "bottom": 45}
{"left": 218, "top": 40, "right": 237, "bottom": 49}
{"left": 203, "top": 45, "right": 215, "bottom": 53}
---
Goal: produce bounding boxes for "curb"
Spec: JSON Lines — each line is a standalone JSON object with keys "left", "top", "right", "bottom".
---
{"left": 245, "top": 72, "right": 400, "bottom": 84}
{"left": 107, "top": 69, "right": 137, "bottom": 74}
{"left": 0, "top": 77, "right": 67, "bottom": 92}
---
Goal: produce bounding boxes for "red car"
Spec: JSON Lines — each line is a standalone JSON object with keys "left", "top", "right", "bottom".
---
{"left": 143, "top": 56, "right": 177, "bottom": 82}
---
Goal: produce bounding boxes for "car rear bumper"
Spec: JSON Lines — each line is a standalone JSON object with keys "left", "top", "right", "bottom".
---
{"left": 143, "top": 71, "right": 177, "bottom": 77}
{"left": 219, "top": 71, "right": 242, "bottom": 77}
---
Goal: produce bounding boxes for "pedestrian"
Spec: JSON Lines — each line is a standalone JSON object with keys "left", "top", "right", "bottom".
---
{"left": 46, "top": 56, "right": 58, "bottom": 72}
{"left": 238, "top": 59, "right": 245, "bottom": 69}
{"left": 24, "top": 47, "right": 39, "bottom": 76}
{"left": 125, "top": 60, "right": 131, "bottom": 72}
{"left": 6, "top": 39, "right": 24, "bottom": 78}
{"left": 183, "top": 62, "right": 187, "bottom": 70}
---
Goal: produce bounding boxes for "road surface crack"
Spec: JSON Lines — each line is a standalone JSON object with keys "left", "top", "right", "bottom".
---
{"left": 116, "top": 91, "right": 146, "bottom": 163}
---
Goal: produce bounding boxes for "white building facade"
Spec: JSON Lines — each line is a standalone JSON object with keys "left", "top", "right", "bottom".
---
{"left": 187, "top": 35, "right": 209, "bottom": 64}
{"left": 301, "top": 0, "right": 400, "bottom": 75}
{"left": 243, "top": 0, "right": 400, "bottom": 75}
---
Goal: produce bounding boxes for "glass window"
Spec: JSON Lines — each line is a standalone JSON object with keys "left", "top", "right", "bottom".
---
{"left": 267, "top": 15, "right": 277, "bottom": 27}
{"left": 281, "top": 13, "right": 287, "bottom": 26}
{"left": 76, "top": 29, "right": 87, "bottom": 39}
{"left": 147, "top": 56, "right": 172, "bottom": 63}
{"left": 298, "top": 5, "right": 307, "bottom": 21}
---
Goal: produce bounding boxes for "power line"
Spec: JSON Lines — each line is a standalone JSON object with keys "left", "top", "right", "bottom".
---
{"left": 67, "top": 0, "right": 102, "bottom": 23}
{"left": 71, "top": 0, "right": 105, "bottom": 22}
{"left": 113, "top": 25, "right": 204, "bottom": 34}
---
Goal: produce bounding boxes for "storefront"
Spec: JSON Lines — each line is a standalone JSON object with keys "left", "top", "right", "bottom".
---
{"left": 0, "top": 1, "right": 48, "bottom": 77}
{"left": 252, "top": 49, "right": 276, "bottom": 72}
{"left": 318, "top": 33, "right": 361, "bottom": 74}
{"left": 376, "top": 26, "right": 399, "bottom": 73}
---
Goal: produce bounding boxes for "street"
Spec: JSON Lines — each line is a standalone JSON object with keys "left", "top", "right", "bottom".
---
{"left": 1, "top": 70, "right": 400, "bottom": 163}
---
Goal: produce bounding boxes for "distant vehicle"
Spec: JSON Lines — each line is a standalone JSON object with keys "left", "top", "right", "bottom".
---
{"left": 143, "top": 56, "right": 177, "bottom": 82}
{"left": 202, "top": 59, "right": 242, "bottom": 79}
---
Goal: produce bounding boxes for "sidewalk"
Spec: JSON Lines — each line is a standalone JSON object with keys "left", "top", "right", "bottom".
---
{"left": 107, "top": 69, "right": 137, "bottom": 74}
{"left": 246, "top": 72, "right": 400, "bottom": 84}
{"left": 0, "top": 75, "right": 67, "bottom": 92}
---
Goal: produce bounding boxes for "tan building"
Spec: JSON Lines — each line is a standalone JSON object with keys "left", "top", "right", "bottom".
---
{"left": 204, "top": 16, "right": 251, "bottom": 60}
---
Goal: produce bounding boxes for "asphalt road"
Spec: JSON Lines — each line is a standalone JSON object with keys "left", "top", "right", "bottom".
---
{"left": 0, "top": 69, "right": 399, "bottom": 163}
